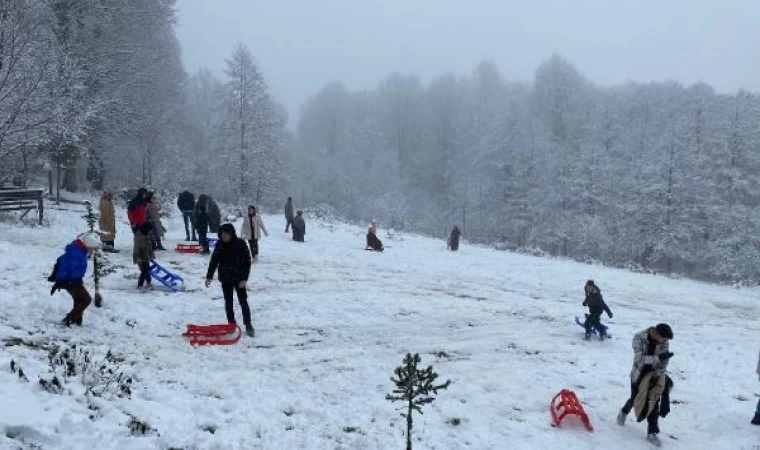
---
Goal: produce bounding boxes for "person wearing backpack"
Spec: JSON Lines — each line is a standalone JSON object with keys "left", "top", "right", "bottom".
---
{"left": 48, "top": 233, "right": 101, "bottom": 326}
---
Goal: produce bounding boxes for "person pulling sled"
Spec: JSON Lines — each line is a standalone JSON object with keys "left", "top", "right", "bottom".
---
{"left": 48, "top": 233, "right": 100, "bottom": 326}
{"left": 582, "top": 280, "right": 613, "bottom": 340}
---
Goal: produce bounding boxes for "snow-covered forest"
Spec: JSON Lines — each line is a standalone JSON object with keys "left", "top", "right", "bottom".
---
{"left": 2, "top": 0, "right": 760, "bottom": 285}
{"left": 294, "top": 59, "right": 760, "bottom": 283}
{"left": 0, "top": 0, "right": 287, "bottom": 207}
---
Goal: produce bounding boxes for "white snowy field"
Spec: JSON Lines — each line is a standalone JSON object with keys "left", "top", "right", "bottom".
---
{"left": 0, "top": 198, "right": 758, "bottom": 450}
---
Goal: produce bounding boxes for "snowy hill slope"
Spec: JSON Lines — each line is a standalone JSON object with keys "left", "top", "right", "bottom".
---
{"left": 0, "top": 201, "right": 758, "bottom": 449}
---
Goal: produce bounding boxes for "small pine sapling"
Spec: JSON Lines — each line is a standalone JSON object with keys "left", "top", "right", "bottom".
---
{"left": 386, "top": 353, "right": 451, "bottom": 450}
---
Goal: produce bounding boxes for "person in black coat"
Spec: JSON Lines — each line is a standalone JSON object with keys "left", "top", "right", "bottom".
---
{"left": 583, "top": 279, "right": 613, "bottom": 340}
{"left": 177, "top": 190, "right": 196, "bottom": 241}
{"left": 448, "top": 225, "right": 461, "bottom": 251}
{"left": 195, "top": 205, "right": 210, "bottom": 254}
{"left": 366, "top": 228, "right": 384, "bottom": 251}
{"left": 292, "top": 210, "right": 306, "bottom": 242}
{"left": 205, "top": 223, "right": 254, "bottom": 337}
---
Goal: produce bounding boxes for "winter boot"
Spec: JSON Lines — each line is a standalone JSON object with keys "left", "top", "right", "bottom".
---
{"left": 583, "top": 333, "right": 591, "bottom": 341}
{"left": 616, "top": 410, "right": 627, "bottom": 426}
{"left": 599, "top": 332, "right": 607, "bottom": 341}
{"left": 646, "top": 433, "right": 662, "bottom": 447}
{"left": 61, "top": 315, "right": 74, "bottom": 327}
{"left": 245, "top": 324, "right": 255, "bottom": 338}
{"left": 752, "top": 413, "right": 760, "bottom": 425}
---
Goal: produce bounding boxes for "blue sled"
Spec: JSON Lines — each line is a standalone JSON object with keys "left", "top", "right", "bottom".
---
{"left": 575, "top": 314, "right": 611, "bottom": 338}
{"left": 150, "top": 261, "right": 184, "bottom": 292}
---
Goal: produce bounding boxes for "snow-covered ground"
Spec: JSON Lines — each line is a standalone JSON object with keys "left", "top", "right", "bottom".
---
{"left": 0, "top": 198, "right": 758, "bottom": 450}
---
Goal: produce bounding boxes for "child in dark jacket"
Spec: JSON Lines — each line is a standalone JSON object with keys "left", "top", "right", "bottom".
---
{"left": 583, "top": 280, "right": 613, "bottom": 340}
{"left": 48, "top": 233, "right": 100, "bottom": 326}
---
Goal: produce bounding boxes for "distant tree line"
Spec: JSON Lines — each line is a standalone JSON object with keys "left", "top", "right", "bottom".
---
{"left": 293, "top": 56, "right": 760, "bottom": 283}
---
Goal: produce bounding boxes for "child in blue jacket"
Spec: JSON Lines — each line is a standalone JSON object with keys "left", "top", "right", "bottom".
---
{"left": 48, "top": 233, "right": 100, "bottom": 326}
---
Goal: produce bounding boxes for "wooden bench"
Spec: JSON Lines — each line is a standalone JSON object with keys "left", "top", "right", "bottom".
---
{"left": 0, "top": 189, "right": 44, "bottom": 225}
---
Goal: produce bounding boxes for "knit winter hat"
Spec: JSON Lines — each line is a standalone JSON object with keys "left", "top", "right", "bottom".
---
{"left": 79, "top": 232, "right": 100, "bottom": 249}
{"left": 655, "top": 323, "right": 674, "bottom": 340}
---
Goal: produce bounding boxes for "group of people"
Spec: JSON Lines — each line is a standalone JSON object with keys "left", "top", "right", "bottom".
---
{"left": 581, "top": 279, "right": 758, "bottom": 444}
{"left": 44, "top": 191, "right": 760, "bottom": 442}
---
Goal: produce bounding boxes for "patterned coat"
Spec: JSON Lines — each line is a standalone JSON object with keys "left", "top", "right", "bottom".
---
{"left": 630, "top": 328, "right": 670, "bottom": 382}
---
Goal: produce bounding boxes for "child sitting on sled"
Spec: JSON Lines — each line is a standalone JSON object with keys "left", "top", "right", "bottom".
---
{"left": 582, "top": 280, "right": 613, "bottom": 340}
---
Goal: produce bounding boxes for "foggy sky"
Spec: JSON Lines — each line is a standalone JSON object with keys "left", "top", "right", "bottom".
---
{"left": 176, "top": 0, "right": 760, "bottom": 126}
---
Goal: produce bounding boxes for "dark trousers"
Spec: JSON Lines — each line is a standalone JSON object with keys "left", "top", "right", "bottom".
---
{"left": 138, "top": 262, "right": 151, "bottom": 287}
{"left": 285, "top": 217, "right": 293, "bottom": 232}
{"left": 756, "top": 398, "right": 760, "bottom": 415}
{"left": 585, "top": 312, "right": 605, "bottom": 335}
{"left": 182, "top": 211, "right": 196, "bottom": 240}
{"left": 198, "top": 230, "right": 209, "bottom": 253}
{"left": 622, "top": 381, "right": 660, "bottom": 434}
{"left": 150, "top": 226, "right": 163, "bottom": 250}
{"left": 249, "top": 239, "right": 259, "bottom": 258}
{"left": 221, "top": 282, "right": 251, "bottom": 325}
{"left": 65, "top": 285, "right": 92, "bottom": 324}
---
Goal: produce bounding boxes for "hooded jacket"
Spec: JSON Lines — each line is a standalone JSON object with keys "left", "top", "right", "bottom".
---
{"left": 206, "top": 223, "right": 251, "bottom": 284}
{"left": 583, "top": 288, "right": 612, "bottom": 317}
{"left": 177, "top": 191, "right": 195, "bottom": 211}
{"left": 55, "top": 240, "right": 89, "bottom": 283}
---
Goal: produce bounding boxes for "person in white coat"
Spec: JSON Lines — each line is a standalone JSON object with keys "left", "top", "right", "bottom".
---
{"left": 241, "top": 205, "right": 268, "bottom": 260}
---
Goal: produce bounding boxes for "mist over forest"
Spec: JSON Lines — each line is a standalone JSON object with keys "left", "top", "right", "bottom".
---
{"left": 2, "top": 0, "right": 759, "bottom": 283}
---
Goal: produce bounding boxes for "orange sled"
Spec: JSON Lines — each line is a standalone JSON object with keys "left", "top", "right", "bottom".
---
{"left": 183, "top": 324, "right": 242, "bottom": 346}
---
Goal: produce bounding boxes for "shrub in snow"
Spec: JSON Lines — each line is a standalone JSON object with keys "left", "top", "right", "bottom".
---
{"left": 386, "top": 353, "right": 451, "bottom": 450}
{"left": 38, "top": 344, "right": 132, "bottom": 399}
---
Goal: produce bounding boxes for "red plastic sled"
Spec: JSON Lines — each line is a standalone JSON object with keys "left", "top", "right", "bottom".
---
{"left": 550, "top": 389, "right": 594, "bottom": 431}
{"left": 176, "top": 243, "right": 203, "bottom": 254}
{"left": 182, "top": 324, "right": 242, "bottom": 346}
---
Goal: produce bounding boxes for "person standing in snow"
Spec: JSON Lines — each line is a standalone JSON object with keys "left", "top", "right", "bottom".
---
{"left": 582, "top": 280, "right": 613, "bottom": 340}
{"left": 284, "top": 197, "right": 295, "bottom": 233}
{"left": 195, "top": 204, "right": 210, "bottom": 254}
{"left": 99, "top": 192, "right": 117, "bottom": 252}
{"left": 241, "top": 205, "right": 268, "bottom": 260}
{"left": 369, "top": 219, "right": 377, "bottom": 236}
{"left": 48, "top": 233, "right": 100, "bottom": 326}
{"left": 753, "top": 351, "right": 760, "bottom": 425}
{"left": 145, "top": 191, "right": 166, "bottom": 251}
{"left": 617, "top": 324, "right": 674, "bottom": 446}
{"left": 133, "top": 219, "right": 155, "bottom": 289}
{"left": 448, "top": 225, "right": 461, "bottom": 251}
{"left": 205, "top": 223, "right": 254, "bottom": 337}
{"left": 177, "top": 190, "right": 196, "bottom": 241}
{"left": 291, "top": 210, "right": 306, "bottom": 242}
{"left": 207, "top": 196, "right": 221, "bottom": 233}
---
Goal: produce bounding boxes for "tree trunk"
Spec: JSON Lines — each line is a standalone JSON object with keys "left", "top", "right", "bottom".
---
{"left": 406, "top": 400, "right": 413, "bottom": 450}
{"left": 55, "top": 162, "right": 62, "bottom": 204}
